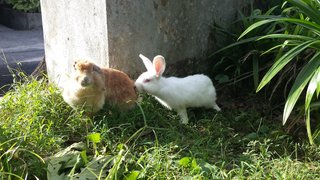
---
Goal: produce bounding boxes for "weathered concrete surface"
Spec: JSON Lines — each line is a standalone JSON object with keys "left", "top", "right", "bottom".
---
{"left": 41, "top": 0, "right": 250, "bottom": 87}
{"left": 107, "top": 0, "right": 251, "bottom": 76}
{"left": 40, "top": 0, "right": 108, "bottom": 86}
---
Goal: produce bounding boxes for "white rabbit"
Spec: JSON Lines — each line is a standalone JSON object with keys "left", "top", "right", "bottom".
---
{"left": 135, "top": 54, "right": 221, "bottom": 124}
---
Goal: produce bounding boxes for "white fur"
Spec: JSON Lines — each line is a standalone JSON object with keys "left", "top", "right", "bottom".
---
{"left": 135, "top": 54, "right": 220, "bottom": 124}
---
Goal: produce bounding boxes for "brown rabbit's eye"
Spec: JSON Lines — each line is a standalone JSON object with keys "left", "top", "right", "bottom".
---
{"left": 143, "top": 79, "right": 151, "bottom": 83}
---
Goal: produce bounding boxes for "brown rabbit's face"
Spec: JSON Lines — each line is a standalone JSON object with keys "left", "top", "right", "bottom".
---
{"left": 73, "top": 60, "right": 97, "bottom": 87}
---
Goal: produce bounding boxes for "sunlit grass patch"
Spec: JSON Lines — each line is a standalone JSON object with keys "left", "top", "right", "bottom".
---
{"left": 1, "top": 76, "right": 320, "bottom": 179}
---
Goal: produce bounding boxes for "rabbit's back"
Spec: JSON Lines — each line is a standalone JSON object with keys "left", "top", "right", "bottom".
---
{"left": 102, "top": 68, "right": 137, "bottom": 109}
{"left": 157, "top": 74, "right": 217, "bottom": 109}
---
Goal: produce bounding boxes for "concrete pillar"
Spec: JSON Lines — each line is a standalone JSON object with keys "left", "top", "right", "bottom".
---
{"left": 40, "top": 0, "right": 108, "bottom": 85}
{"left": 40, "top": 0, "right": 250, "bottom": 87}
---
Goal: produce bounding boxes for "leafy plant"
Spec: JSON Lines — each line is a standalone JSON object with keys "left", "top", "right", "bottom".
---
{"left": 4, "top": 0, "right": 40, "bottom": 13}
{"left": 0, "top": 72, "right": 87, "bottom": 178}
{"left": 235, "top": 0, "right": 320, "bottom": 144}
{"left": 211, "top": 3, "right": 282, "bottom": 90}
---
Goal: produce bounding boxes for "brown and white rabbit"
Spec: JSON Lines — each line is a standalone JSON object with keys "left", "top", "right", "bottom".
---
{"left": 62, "top": 60, "right": 105, "bottom": 113}
{"left": 135, "top": 54, "right": 220, "bottom": 124}
{"left": 63, "top": 60, "right": 137, "bottom": 113}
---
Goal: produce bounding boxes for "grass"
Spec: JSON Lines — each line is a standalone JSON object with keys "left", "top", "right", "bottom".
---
{"left": 1, "top": 75, "right": 320, "bottom": 179}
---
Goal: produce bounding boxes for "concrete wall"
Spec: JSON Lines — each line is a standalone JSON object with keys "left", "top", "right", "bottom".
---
{"left": 40, "top": 0, "right": 108, "bottom": 85}
{"left": 41, "top": 0, "right": 250, "bottom": 87}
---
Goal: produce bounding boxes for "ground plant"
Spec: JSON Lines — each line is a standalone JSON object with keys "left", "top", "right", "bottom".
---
{"left": 239, "top": 0, "right": 320, "bottom": 145}
{"left": 4, "top": 0, "right": 40, "bottom": 13}
{"left": 1, "top": 72, "right": 320, "bottom": 179}
{"left": 1, "top": 0, "right": 320, "bottom": 179}
{"left": 216, "top": 0, "right": 320, "bottom": 145}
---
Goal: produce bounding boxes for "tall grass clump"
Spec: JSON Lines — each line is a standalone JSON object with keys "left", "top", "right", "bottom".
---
{"left": 240, "top": 0, "right": 320, "bottom": 145}
{"left": 211, "top": 1, "right": 283, "bottom": 91}
{"left": 216, "top": 0, "right": 320, "bottom": 144}
{"left": 0, "top": 74, "right": 87, "bottom": 179}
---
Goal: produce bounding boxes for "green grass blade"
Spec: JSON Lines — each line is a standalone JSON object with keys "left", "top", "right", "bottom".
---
{"left": 238, "top": 19, "right": 277, "bottom": 40}
{"left": 283, "top": 52, "right": 320, "bottom": 125}
{"left": 257, "top": 40, "right": 316, "bottom": 92}
{"left": 211, "top": 36, "right": 262, "bottom": 56}
{"left": 261, "top": 44, "right": 285, "bottom": 56}
{"left": 252, "top": 54, "right": 259, "bottom": 89}
{"left": 19, "top": 148, "right": 45, "bottom": 164}
{"left": 0, "top": 172, "right": 24, "bottom": 180}
{"left": 261, "top": 41, "right": 303, "bottom": 56}
{"left": 265, "top": 6, "right": 280, "bottom": 16}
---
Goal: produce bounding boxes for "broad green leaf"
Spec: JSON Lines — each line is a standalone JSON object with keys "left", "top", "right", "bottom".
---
{"left": 304, "top": 52, "right": 320, "bottom": 146}
{"left": 252, "top": 55, "right": 259, "bottom": 89}
{"left": 274, "top": 40, "right": 289, "bottom": 61}
{"left": 257, "top": 40, "right": 317, "bottom": 92}
{"left": 87, "top": 133, "right": 101, "bottom": 144}
{"left": 305, "top": 108, "right": 314, "bottom": 145}
{"left": 80, "top": 150, "right": 88, "bottom": 165}
{"left": 305, "top": 65, "right": 320, "bottom": 111}
{"left": 317, "top": 77, "right": 320, "bottom": 97}
{"left": 239, "top": 18, "right": 320, "bottom": 40}
{"left": 191, "top": 158, "right": 198, "bottom": 169}
{"left": 124, "top": 171, "right": 140, "bottom": 180}
{"left": 287, "top": 0, "right": 320, "bottom": 25}
{"left": 283, "top": 52, "right": 320, "bottom": 125}
{"left": 257, "top": 34, "right": 314, "bottom": 41}
{"left": 179, "top": 157, "right": 192, "bottom": 167}
{"left": 191, "top": 158, "right": 201, "bottom": 172}
{"left": 276, "top": 18, "right": 320, "bottom": 35}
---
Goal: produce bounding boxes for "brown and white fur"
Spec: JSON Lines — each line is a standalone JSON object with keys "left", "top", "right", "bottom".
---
{"left": 63, "top": 60, "right": 137, "bottom": 113}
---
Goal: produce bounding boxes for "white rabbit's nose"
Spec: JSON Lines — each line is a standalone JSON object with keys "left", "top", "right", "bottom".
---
{"left": 134, "top": 83, "right": 144, "bottom": 93}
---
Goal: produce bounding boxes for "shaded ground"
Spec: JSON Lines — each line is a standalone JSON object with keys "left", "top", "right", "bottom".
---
{"left": 0, "top": 24, "right": 43, "bottom": 93}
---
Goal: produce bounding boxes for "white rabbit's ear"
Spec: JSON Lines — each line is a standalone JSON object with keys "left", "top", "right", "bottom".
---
{"left": 153, "top": 55, "right": 166, "bottom": 77}
{"left": 139, "top": 54, "right": 154, "bottom": 73}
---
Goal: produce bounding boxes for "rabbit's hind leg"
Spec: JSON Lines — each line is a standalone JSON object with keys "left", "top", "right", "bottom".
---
{"left": 177, "top": 108, "right": 189, "bottom": 124}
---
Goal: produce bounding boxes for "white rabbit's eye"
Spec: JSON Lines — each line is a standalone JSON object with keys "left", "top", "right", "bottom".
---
{"left": 143, "top": 79, "right": 151, "bottom": 83}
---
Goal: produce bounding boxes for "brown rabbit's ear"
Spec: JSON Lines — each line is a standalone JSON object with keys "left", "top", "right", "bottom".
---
{"left": 153, "top": 55, "right": 166, "bottom": 77}
{"left": 92, "top": 64, "right": 102, "bottom": 74}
